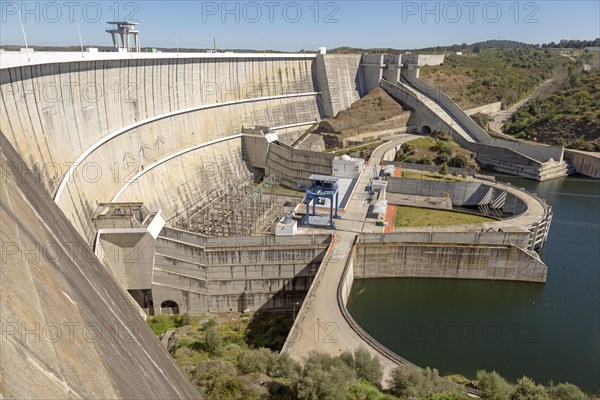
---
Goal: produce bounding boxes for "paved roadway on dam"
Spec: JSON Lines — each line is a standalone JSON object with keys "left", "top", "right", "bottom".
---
{"left": 284, "top": 134, "right": 420, "bottom": 384}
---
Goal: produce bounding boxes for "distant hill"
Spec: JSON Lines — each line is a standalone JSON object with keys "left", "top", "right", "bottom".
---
{"left": 419, "top": 47, "right": 574, "bottom": 108}
{"left": 2, "top": 38, "right": 598, "bottom": 54}
{"left": 503, "top": 69, "right": 600, "bottom": 151}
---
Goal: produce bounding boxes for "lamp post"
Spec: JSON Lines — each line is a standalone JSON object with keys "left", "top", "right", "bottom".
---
{"left": 292, "top": 302, "right": 300, "bottom": 321}
{"left": 173, "top": 33, "right": 179, "bottom": 55}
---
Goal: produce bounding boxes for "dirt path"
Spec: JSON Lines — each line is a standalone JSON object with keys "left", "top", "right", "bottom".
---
{"left": 489, "top": 79, "right": 554, "bottom": 138}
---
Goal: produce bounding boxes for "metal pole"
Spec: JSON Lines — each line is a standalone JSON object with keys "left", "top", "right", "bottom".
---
{"left": 17, "top": 10, "right": 30, "bottom": 61}
{"left": 76, "top": 22, "right": 84, "bottom": 59}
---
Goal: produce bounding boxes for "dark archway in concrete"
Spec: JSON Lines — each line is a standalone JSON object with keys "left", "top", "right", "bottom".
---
{"left": 421, "top": 125, "right": 432, "bottom": 134}
{"left": 160, "top": 300, "right": 179, "bottom": 315}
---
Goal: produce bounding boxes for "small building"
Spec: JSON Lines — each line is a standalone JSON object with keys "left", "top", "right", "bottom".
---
{"left": 333, "top": 154, "right": 365, "bottom": 179}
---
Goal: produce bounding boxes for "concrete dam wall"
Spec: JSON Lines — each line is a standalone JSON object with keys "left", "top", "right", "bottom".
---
{"left": 0, "top": 54, "right": 324, "bottom": 241}
{"left": 0, "top": 132, "right": 200, "bottom": 398}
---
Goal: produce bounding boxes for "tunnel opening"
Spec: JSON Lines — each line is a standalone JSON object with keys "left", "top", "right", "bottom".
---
{"left": 160, "top": 300, "right": 179, "bottom": 315}
{"left": 421, "top": 125, "right": 432, "bottom": 134}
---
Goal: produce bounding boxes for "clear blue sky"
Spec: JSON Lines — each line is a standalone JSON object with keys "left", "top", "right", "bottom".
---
{"left": 1, "top": 1, "right": 598, "bottom": 50}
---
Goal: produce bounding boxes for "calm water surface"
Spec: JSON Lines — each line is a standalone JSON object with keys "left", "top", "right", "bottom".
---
{"left": 347, "top": 175, "right": 600, "bottom": 392}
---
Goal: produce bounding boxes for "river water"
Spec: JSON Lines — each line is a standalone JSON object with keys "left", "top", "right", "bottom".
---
{"left": 347, "top": 175, "right": 600, "bottom": 392}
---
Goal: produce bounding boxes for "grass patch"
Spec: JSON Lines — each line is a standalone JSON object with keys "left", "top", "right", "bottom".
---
{"left": 401, "top": 170, "right": 467, "bottom": 182}
{"left": 395, "top": 206, "right": 495, "bottom": 227}
{"left": 147, "top": 314, "right": 191, "bottom": 336}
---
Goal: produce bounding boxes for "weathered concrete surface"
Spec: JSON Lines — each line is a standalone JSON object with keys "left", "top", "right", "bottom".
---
{"left": 265, "top": 141, "right": 335, "bottom": 188}
{"left": 151, "top": 228, "right": 331, "bottom": 314}
{"left": 564, "top": 149, "right": 600, "bottom": 178}
{"left": 0, "top": 133, "right": 199, "bottom": 399}
{"left": 355, "top": 242, "right": 547, "bottom": 282}
{"left": 0, "top": 56, "right": 322, "bottom": 241}
{"left": 316, "top": 54, "right": 367, "bottom": 117}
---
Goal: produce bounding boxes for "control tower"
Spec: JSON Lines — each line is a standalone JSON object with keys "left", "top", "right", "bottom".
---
{"left": 106, "top": 21, "right": 140, "bottom": 52}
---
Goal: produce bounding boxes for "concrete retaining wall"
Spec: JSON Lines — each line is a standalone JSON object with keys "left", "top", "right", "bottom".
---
{"left": 564, "top": 149, "right": 600, "bottom": 178}
{"left": 355, "top": 242, "right": 547, "bottom": 283}
{"left": 265, "top": 141, "right": 334, "bottom": 188}
{"left": 361, "top": 231, "right": 532, "bottom": 250}
{"left": 151, "top": 228, "right": 332, "bottom": 314}
{"left": 386, "top": 177, "right": 527, "bottom": 215}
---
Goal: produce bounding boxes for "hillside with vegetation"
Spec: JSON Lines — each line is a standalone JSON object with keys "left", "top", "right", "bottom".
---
{"left": 502, "top": 69, "right": 600, "bottom": 151}
{"left": 419, "top": 47, "right": 573, "bottom": 109}
{"left": 147, "top": 313, "right": 590, "bottom": 400}
{"left": 395, "top": 133, "right": 479, "bottom": 172}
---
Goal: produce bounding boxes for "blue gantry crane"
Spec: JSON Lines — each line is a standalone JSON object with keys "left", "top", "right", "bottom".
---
{"left": 298, "top": 174, "right": 341, "bottom": 229}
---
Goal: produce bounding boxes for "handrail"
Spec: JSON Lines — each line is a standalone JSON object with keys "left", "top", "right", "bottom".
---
{"left": 336, "top": 235, "right": 415, "bottom": 366}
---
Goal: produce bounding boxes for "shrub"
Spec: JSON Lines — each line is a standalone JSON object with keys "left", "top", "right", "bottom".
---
{"left": 449, "top": 154, "right": 469, "bottom": 168}
{"left": 388, "top": 365, "right": 455, "bottom": 398}
{"left": 190, "top": 359, "right": 266, "bottom": 400}
{"left": 352, "top": 347, "right": 383, "bottom": 387}
{"left": 294, "top": 352, "right": 356, "bottom": 400}
{"left": 204, "top": 326, "right": 223, "bottom": 356}
{"left": 511, "top": 377, "right": 549, "bottom": 400}
{"left": 236, "top": 348, "right": 276, "bottom": 375}
{"left": 476, "top": 370, "right": 513, "bottom": 400}
{"left": 416, "top": 155, "right": 434, "bottom": 165}
{"left": 430, "top": 393, "right": 471, "bottom": 400}
{"left": 270, "top": 353, "right": 301, "bottom": 380}
{"left": 435, "top": 152, "right": 451, "bottom": 165}
{"left": 440, "top": 163, "right": 449, "bottom": 175}
{"left": 432, "top": 140, "right": 454, "bottom": 155}
{"left": 548, "top": 383, "right": 587, "bottom": 400}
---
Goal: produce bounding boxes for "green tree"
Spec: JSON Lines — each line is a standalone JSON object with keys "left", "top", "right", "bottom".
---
{"left": 353, "top": 347, "right": 383, "bottom": 387}
{"left": 548, "top": 383, "right": 587, "bottom": 400}
{"left": 190, "top": 359, "right": 266, "bottom": 400}
{"left": 449, "top": 154, "right": 469, "bottom": 168}
{"left": 511, "top": 377, "right": 549, "bottom": 400}
{"left": 439, "top": 163, "right": 448, "bottom": 175}
{"left": 295, "top": 352, "right": 355, "bottom": 400}
{"left": 436, "top": 152, "right": 451, "bottom": 165}
{"left": 432, "top": 141, "right": 454, "bottom": 155}
{"left": 476, "top": 370, "right": 513, "bottom": 400}
{"left": 388, "top": 365, "right": 455, "bottom": 398}
{"left": 236, "top": 347, "right": 276, "bottom": 375}
{"left": 270, "top": 353, "right": 301, "bottom": 380}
